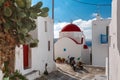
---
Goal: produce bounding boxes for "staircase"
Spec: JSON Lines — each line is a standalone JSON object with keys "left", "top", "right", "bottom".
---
{"left": 24, "top": 70, "right": 40, "bottom": 80}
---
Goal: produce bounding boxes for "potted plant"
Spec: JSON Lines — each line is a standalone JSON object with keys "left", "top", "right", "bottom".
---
{"left": 10, "top": 70, "right": 27, "bottom": 80}
{"left": 56, "top": 57, "right": 62, "bottom": 63}
{"left": 76, "top": 57, "right": 83, "bottom": 70}
{"left": 0, "top": 0, "right": 49, "bottom": 77}
{"left": 61, "top": 58, "right": 65, "bottom": 63}
{"left": 3, "top": 72, "right": 9, "bottom": 80}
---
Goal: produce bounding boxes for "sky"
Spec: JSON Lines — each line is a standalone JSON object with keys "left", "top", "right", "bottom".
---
{"left": 32, "top": 0, "right": 112, "bottom": 40}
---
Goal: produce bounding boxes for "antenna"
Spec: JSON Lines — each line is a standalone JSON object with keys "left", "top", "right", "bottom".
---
{"left": 70, "top": 19, "right": 73, "bottom": 24}
{"left": 96, "top": 5, "right": 100, "bottom": 15}
{"left": 96, "top": 5, "right": 101, "bottom": 20}
{"left": 52, "top": 0, "right": 54, "bottom": 20}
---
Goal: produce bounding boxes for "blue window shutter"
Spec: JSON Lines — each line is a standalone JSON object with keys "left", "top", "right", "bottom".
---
{"left": 100, "top": 34, "right": 108, "bottom": 44}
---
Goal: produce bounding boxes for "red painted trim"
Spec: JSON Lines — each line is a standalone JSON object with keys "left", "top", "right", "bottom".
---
{"left": 23, "top": 45, "right": 29, "bottom": 69}
{"left": 68, "top": 37, "right": 81, "bottom": 44}
{"left": 57, "top": 37, "right": 83, "bottom": 45}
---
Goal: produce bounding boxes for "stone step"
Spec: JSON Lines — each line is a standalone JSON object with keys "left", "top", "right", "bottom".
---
{"left": 92, "top": 75, "right": 107, "bottom": 80}
{"left": 24, "top": 70, "right": 40, "bottom": 80}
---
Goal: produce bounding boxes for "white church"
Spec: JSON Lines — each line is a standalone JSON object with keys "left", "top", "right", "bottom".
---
{"left": 54, "top": 24, "right": 90, "bottom": 64}
{"left": 0, "top": 17, "right": 56, "bottom": 80}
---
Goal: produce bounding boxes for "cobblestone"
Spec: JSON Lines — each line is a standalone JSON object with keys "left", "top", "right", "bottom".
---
{"left": 36, "top": 63, "right": 107, "bottom": 80}
{"left": 36, "top": 71, "right": 77, "bottom": 80}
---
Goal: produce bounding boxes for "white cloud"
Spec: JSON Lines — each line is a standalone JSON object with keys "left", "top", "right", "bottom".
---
{"left": 83, "top": 29, "right": 92, "bottom": 40}
{"left": 54, "top": 18, "right": 95, "bottom": 40}
{"left": 54, "top": 22, "right": 70, "bottom": 38}
{"left": 92, "top": 13, "right": 98, "bottom": 17}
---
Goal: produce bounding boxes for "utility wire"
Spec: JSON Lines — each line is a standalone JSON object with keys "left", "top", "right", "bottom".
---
{"left": 72, "top": 0, "right": 111, "bottom": 6}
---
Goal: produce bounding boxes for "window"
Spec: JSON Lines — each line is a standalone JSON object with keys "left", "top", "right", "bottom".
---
{"left": 63, "top": 48, "right": 66, "bottom": 51}
{"left": 106, "top": 26, "right": 109, "bottom": 35}
{"left": 100, "top": 34, "right": 108, "bottom": 44}
{"left": 100, "top": 26, "right": 109, "bottom": 44}
{"left": 48, "top": 41, "right": 50, "bottom": 51}
{"left": 45, "top": 21, "right": 47, "bottom": 32}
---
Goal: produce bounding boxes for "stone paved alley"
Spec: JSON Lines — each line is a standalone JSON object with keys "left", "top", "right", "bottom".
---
{"left": 36, "top": 63, "right": 107, "bottom": 80}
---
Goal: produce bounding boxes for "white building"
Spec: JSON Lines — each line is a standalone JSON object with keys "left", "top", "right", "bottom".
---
{"left": 0, "top": 17, "right": 56, "bottom": 80}
{"left": 54, "top": 24, "right": 90, "bottom": 64}
{"left": 92, "top": 16, "right": 111, "bottom": 67}
{"left": 109, "top": 0, "right": 120, "bottom": 80}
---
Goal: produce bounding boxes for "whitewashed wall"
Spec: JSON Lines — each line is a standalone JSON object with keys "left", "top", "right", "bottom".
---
{"left": 54, "top": 37, "right": 82, "bottom": 62}
{"left": 31, "top": 17, "right": 56, "bottom": 74}
{"left": 92, "top": 19, "right": 111, "bottom": 67}
{"left": 14, "top": 17, "right": 56, "bottom": 79}
{"left": 109, "top": 0, "right": 120, "bottom": 80}
{"left": 81, "top": 48, "right": 90, "bottom": 64}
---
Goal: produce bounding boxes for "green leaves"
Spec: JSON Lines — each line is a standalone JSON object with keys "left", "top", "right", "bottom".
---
{"left": 10, "top": 70, "right": 27, "bottom": 80}
{"left": 39, "top": 7, "right": 49, "bottom": 17}
{"left": 4, "top": 7, "right": 12, "bottom": 17}
{"left": 15, "top": 0, "right": 26, "bottom": 8}
{"left": 21, "top": 28, "right": 28, "bottom": 34}
{"left": 30, "top": 12, "right": 38, "bottom": 19}
{"left": 30, "top": 42, "right": 38, "bottom": 48}
{"left": 29, "top": 1, "right": 49, "bottom": 18}
{"left": 32, "top": 1, "right": 43, "bottom": 9}
{"left": 0, "top": 0, "right": 4, "bottom": 6}
{"left": 3, "top": 23, "right": 11, "bottom": 32}
{"left": 18, "top": 12, "right": 26, "bottom": 18}
{"left": 30, "top": 39, "right": 39, "bottom": 48}
{"left": 26, "top": 0, "right": 31, "bottom": 9}
{"left": 0, "top": 0, "right": 49, "bottom": 47}
{"left": 42, "top": 7, "right": 49, "bottom": 13}
{"left": 39, "top": 12, "right": 48, "bottom": 17}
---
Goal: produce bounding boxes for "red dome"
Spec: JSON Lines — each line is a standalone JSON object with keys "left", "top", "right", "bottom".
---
{"left": 61, "top": 24, "right": 81, "bottom": 32}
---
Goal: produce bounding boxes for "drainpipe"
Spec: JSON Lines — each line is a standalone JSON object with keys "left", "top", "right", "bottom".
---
{"left": 52, "top": 0, "right": 55, "bottom": 61}
{"left": 107, "top": 27, "right": 110, "bottom": 80}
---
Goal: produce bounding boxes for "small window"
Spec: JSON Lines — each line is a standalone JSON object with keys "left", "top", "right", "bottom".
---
{"left": 45, "top": 21, "right": 47, "bottom": 32}
{"left": 106, "top": 26, "right": 109, "bottom": 35}
{"left": 48, "top": 41, "right": 50, "bottom": 51}
{"left": 63, "top": 48, "right": 66, "bottom": 51}
{"left": 100, "top": 34, "right": 108, "bottom": 44}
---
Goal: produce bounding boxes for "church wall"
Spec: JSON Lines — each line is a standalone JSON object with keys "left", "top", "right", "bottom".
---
{"left": 54, "top": 37, "right": 82, "bottom": 62}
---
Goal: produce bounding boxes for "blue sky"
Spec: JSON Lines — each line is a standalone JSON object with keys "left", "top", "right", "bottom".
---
{"left": 32, "top": 0, "right": 112, "bottom": 40}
